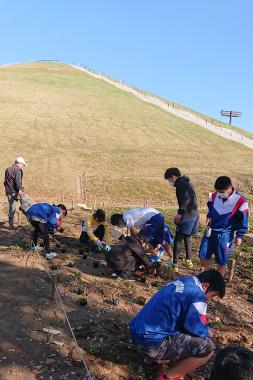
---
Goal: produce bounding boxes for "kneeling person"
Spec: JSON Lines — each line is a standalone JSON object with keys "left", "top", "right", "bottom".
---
{"left": 106, "top": 233, "right": 153, "bottom": 280}
{"left": 80, "top": 209, "right": 111, "bottom": 250}
{"left": 130, "top": 270, "right": 225, "bottom": 379}
{"left": 26, "top": 203, "right": 67, "bottom": 254}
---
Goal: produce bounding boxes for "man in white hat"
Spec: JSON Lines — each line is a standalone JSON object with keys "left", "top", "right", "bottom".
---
{"left": 4, "top": 157, "right": 32, "bottom": 227}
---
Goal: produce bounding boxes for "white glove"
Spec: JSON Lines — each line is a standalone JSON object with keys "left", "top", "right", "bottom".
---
{"left": 95, "top": 240, "right": 103, "bottom": 250}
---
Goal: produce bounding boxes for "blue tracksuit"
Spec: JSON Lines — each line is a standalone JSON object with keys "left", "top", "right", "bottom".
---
{"left": 26, "top": 203, "right": 60, "bottom": 233}
{"left": 199, "top": 190, "right": 249, "bottom": 265}
{"left": 130, "top": 276, "right": 209, "bottom": 347}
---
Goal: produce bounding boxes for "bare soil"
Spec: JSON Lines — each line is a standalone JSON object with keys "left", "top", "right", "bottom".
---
{"left": 0, "top": 210, "right": 252, "bottom": 380}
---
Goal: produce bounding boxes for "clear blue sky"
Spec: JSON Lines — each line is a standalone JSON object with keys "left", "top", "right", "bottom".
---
{"left": 1, "top": 0, "right": 252, "bottom": 132}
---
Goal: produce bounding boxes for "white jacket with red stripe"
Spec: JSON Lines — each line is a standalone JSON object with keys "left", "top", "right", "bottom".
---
{"left": 207, "top": 190, "right": 249, "bottom": 238}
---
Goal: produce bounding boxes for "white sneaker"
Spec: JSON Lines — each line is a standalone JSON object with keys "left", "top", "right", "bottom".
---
{"left": 46, "top": 252, "right": 58, "bottom": 259}
{"left": 31, "top": 245, "right": 44, "bottom": 253}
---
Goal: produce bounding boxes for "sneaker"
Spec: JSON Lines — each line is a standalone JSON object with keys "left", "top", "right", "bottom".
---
{"left": 185, "top": 259, "right": 193, "bottom": 269}
{"left": 45, "top": 252, "right": 58, "bottom": 259}
{"left": 157, "top": 372, "right": 182, "bottom": 380}
{"left": 31, "top": 245, "right": 44, "bottom": 253}
{"left": 117, "top": 274, "right": 135, "bottom": 281}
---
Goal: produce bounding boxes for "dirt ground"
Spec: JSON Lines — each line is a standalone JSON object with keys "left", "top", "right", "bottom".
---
{"left": 0, "top": 208, "right": 252, "bottom": 380}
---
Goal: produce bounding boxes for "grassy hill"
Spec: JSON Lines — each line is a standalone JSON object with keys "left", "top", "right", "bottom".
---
{"left": 0, "top": 62, "right": 253, "bottom": 206}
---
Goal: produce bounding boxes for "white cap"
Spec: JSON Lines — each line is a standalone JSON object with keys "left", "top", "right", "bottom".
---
{"left": 15, "top": 156, "right": 27, "bottom": 166}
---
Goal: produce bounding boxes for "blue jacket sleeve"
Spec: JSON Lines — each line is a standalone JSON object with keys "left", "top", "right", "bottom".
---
{"left": 206, "top": 193, "right": 214, "bottom": 219}
{"left": 234, "top": 199, "right": 249, "bottom": 238}
{"left": 47, "top": 214, "right": 58, "bottom": 233}
{"left": 183, "top": 298, "right": 209, "bottom": 338}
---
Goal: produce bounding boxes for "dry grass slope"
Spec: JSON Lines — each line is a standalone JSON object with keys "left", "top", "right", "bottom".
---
{"left": 0, "top": 62, "right": 252, "bottom": 205}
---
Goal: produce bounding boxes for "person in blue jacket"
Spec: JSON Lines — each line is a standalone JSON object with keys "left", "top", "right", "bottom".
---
{"left": 26, "top": 203, "right": 67, "bottom": 254}
{"left": 199, "top": 176, "right": 249, "bottom": 277}
{"left": 129, "top": 270, "right": 225, "bottom": 379}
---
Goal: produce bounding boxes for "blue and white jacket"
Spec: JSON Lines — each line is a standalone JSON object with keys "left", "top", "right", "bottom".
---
{"left": 130, "top": 276, "right": 209, "bottom": 347}
{"left": 26, "top": 203, "right": 61, "bottom": 233}
{"left": 207, "top": 190, "right": 249, "bottom": 237}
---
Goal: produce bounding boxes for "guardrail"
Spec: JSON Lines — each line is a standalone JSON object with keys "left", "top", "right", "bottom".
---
{"left": 71, "top": 64, "right": 253, "bottom": 150}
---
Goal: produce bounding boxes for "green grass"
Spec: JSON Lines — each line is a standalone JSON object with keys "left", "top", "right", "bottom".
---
{"left": 0, "top": 62, "right": 253, "bottom": 207}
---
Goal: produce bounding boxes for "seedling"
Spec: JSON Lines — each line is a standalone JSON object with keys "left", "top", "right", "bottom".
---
{"left": 139, "top": 275, "right": 146, "bottom": 283}
{"left": 79, "top": 297, "right": 88, "bottom": 306}
{"left": 82, "top": 254, "right": 88, "bottom": 260}
{"left": 74, "top": 271, "right": 82, "bottom": 280}
{"left": 77, "top": 287, "right": 84, "bottom": 295}
{"left": 68, "top": 261, "right": 75, "bottom": 268}
{"left": 138, "top": 296, "right": 146, "bottom": 305}
{"left": 112, "top": 298, "right": 119, "bottom": 306}
{"left": 79, "top": 248, "right": 84, "bottom": 254}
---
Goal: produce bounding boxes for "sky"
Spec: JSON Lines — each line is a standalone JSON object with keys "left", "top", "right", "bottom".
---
{"left": 0, "top": 0, "right": 252, "bottom": 132}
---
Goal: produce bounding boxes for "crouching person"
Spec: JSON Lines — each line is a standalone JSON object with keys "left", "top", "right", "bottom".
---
{"left": 80, "top": 209, "right": 111, "bottom": 251}
{"left": 106, "top": 233, "right": 153, "bottom": 280}
{"left": 26, "top": 203, "right": 67, "bottom": 255}
{"left": 130, "top": 270, "right": 225, "bottom": 380}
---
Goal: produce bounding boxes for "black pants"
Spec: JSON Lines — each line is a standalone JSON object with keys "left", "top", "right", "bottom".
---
{"left": 30, "top": 220, "right": 50, "bottom": 252}
{"left": 80, "top": 224, "right": 105, "bottom": 244}
{"left": 173, "top": 232, "right": 192, "bottom": 264}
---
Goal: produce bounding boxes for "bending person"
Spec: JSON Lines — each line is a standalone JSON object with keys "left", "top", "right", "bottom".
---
{"left": 106, "top": 233, "right": 154, "bottom": 280}
{"left": 26, "top": 203, "right": 67, "bottom": 254}
{"left": 111, "top": 207, "right": 172, "bottom": 257}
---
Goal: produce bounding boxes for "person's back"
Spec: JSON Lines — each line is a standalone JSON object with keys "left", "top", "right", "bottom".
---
{"left": 106, "top": 237, "right": 134, "bottom": 269}
{"left": 130, "top": 275, "right": 209, "bottom": 347}
{"left": 123, "top": 207, "right": 160, "bottom": 228}
{"left": 26, "top": 203, "right": 58, "bottom": 224}
{"left": 175, "top": 176, "right": 198, "bottom": 218}
{"left": 209, "top": 345, "right": 253, "bottom": 380}
{"left": 4, "top": 164, "right": 23, "bottom": 194}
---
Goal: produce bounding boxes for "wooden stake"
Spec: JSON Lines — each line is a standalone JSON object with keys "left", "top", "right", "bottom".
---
{"left": 76, "top": 174, "right": 81, "bottom": 200}
{"left": 51, "top": 273, "right": 57, "bottom": 303}
{"left": 228, "top": 259, "right": 236, "bottom": 282}
{"left": 17, "top": 211, "right": 21, "bottom": 226}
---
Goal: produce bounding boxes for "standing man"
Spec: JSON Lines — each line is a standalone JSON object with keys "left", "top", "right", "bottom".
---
{"left": 4, "top": 157, "right": 32, "bottom": 228}
{"left": 164, "top": 168, "right": 199, "bottom": 271}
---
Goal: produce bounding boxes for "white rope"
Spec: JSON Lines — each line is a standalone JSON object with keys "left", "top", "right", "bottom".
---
{"left": 28, "top": 246, "right": 93, "bottom": 380}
